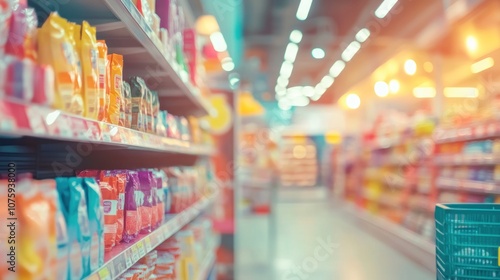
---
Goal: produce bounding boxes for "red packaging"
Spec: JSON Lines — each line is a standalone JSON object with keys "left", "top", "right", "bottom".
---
{"left": 4, "top": 56, "right": 34, "bottom": 101}
{"left": 5, "top": 5, "right": 37, "bottom": 60}
{"left": 115, "top": 173, "right": 126, "bottom": 242}
{"left": 32, "top": 64, "right": 55, "bottom": 105}
{"left": 99, "top": 181, "right": 117, "bottom": 251}
{"left": 150, "top": 174, "right": 158, "bottom": 230}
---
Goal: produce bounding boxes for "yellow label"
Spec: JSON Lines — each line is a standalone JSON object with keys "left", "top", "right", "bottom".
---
{"left": 98, "top": 267, "right": 111, "bottom": 280}
{"left": 498, "top": 247, "right": 500, "bottom": 266}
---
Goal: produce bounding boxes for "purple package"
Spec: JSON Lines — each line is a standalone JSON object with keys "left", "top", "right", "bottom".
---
{"left": 138, "top": 171, "right": 153, "bottom": 234}
{"left": 123, "top": 172, "right": 142, "bottom": 243}
{"left": 150, "top": 173, "right": 159, "bottom": 230}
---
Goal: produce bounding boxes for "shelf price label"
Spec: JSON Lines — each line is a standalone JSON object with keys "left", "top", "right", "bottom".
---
{"left": 144, "top": 237, "right": 153, "bottom": 252}
{"left": 98, "top": 267, "right": 112, "bottom": 280}
{"left": 136, "top": 241, "right": 146, "bottom": 257}
{"left": 130, "top": 244, "right": 139, "bottom": 263}
{"left": 124, "top": 249, "right": 133, "bottom": 268}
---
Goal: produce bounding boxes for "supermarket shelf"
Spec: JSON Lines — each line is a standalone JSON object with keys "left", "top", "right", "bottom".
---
{"left": 197, "top": 253, "right": 216, "bottom": 280}
{"left": 435, "top": 177, "right": 500, "bottom": 194}
{"left": 0, "top": 99, "right": 215, "bottom": 174}
{"left": 434, "top": 153, "right": 500, "bottom": 166}
{"left": 343, "top": 203, "right": 436, "bottom": 273}
{"left": 87, "top": 194, "right": 216, "bottom": 280}
{"left": 434, "top": 121, "right": 500, "bottom": 144}
{"left": 34, "top": 0, "right": 212, "bottom": 117}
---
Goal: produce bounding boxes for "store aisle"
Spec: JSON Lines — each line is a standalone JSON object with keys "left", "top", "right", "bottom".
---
{"left": 236, "top": 199, "right": 434, "bottom": 280}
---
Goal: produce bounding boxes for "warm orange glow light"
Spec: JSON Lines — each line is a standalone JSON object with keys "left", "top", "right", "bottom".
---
{"left": 471, "top": 57, "right": 494, "bottom": 74}
{"left": 466, "top": 36, "right": 478, "bottom": 53}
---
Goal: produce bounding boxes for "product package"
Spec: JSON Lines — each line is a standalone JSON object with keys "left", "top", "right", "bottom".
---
{"left": 151, "top": 91, "right": 160, "bottom": 134}
{"left": 121, "top": 81, "right": 132, "bottom": 128}
{"left": 144, "top": 87, "right": 153, "bottom": 133}
{"left": 97, "top": 40, "right": 108, "bottom": 121}
{"left": 82, "top": 178, "right": 105, "bottom": 273}
{"left": 5, "top": 4, "right": 38, "bottom": 60}
{"left": 32, "top": 64, "right": 55, "bottom": 105}
{"left": 0, "top": 0, "right": 12, "bottom": 56}
{"left": 37, "top": 13, "right": 82, "bottom": 114}
{"left": 99, "top": 180, "right": 118, "bottom": 251}
{"left": 167, "top": 113, "right": 180, "bottom": 139}
{"left": 107, "top": 54, "right": 123, "bottom": 125}
{"left": 57, "top": 177, "right": 91, "bottom": 279}
{"left": 124, "top": 171, "right": 142, "bottom": 242}
{"left": 39, "top": 180, "right": 69, "bottom": 280}
{"left": 105, "top": 171, "right": 126, "bottom": 243}
{"left": 130, "top": 77, "right": 146, "bottom": 131}
{"left": 4, "top": 56, "right": 35, "bottom": 101}
{"left": 8, "top": 178, "right": 56, "bottom": 279}
{"left": 138, "top": 170, "right": 153, "bottom": 233}
{"left": 66, "top": 22, "right": 85, "bottom": 116}
{"left": 79, "top": 21, "right": 99, "bottom": 120}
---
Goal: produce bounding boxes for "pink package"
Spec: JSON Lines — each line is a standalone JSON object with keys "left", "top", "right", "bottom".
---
{"left": 138, "top": 171, "right": 153, "bottom": 234}
{"left": 123, "top": 172, "right": 142, "bottom": 243}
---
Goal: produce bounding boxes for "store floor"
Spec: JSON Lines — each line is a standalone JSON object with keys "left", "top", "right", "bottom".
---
{"left": 236, "top": 189, "right": 434, "bottom": 280}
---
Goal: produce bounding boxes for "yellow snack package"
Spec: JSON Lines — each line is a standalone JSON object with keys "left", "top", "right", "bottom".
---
{"left": 37, "top": 13, "right": 75, "bottom": 112}
{"left": 107, "top": 54, "right": 123, "bottom": 125}
{"left": 97, "top": 40, "right": 108, "bottom": 121}
{"left": 66, "top": 22, "right": 84, "bottom": 115}
{"left": 79, "top": 21, "right": 99, "bottom": 120}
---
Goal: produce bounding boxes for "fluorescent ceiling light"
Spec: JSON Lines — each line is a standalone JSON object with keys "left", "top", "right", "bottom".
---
{"left": 312, "top": 48, "right": 326, "bottom": 59}
{"left": 284, "top": 42, "right": 299, "bottom": 62}
{"left": 303, "top": 86, "right": 315, "bottom": 97}
{"left": 320, "top": 76, "right": 334, "bottom": 88}
{"left": 375, "top": 0, "right": 399, "bottom": 19}
{"left": 280, "top": 61, "right": 294, "bottom": 78}
{"left": 413, "top": 87, "right": 436, "bottom": 98}
{"left": 296, "top": 0, "right": 313, "bottom": 21}
{"left": 290, "top": 95, "right": 310, "bottom": 107}
{"left": 221, "top": 58, "right": 235, "bottom": 71}
{"left": 355, "top": 28, "right": 371, "bottom": 43}
{"left": 275, "top": 84, "right": 286, "bottom": 92}
{"left": 229, "top": 76, "right": 240, "bottom": 86}
{"left": 290, "top": 30, "right": 303, "bottom": 43}
{"left": 277, "top": 76, "right": 289, "bottom": 87}
{"left": 345, "top": 93, "right": 361, "bottom": 109}
{"left": 329, "top": 60, "right": 346, "bottom": 77}
{"left": 471, "top": 57, "right": 494, "bottom": 73}
{"left": 374, "top": 81, "right": 389, "bottom": 97}
{"left": 341, "top": 41, "right": 361, "bottom": 62}
{"left": 444, "top": 87, "right": 479, "bottom": 98}
{"left": 210, "top": 31, "right": 227, "bottom": 52}
{"left": 404, "top": 59, "right": 417, "bottom": 75}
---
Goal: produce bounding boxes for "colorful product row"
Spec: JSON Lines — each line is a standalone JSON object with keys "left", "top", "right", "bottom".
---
{"left": 437, "top": 140, "right": 500, "bottom": 155}
{"left": 439, "top": 166, "right": 499, "bottom": 182}
{"left": 118, "top": 217, "right": 214, "bottom": 280}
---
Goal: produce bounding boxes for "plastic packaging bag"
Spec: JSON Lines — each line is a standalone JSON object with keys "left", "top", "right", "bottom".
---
{"left": 107, "top": 54, "right": 123, "bottom": 125}
{"left": 79, "top": 21, "right": 99, "bottom": 120}
{"left": 138, "top": 171, "right": 153, "bottom": 233}
{"left": 82, "top": 178, "right": 105, "bottom": 273}
{"left": 37, "top": 13, "right": 81, "bottom": 113}
{"left": 124, "top": 172, "right": 142, "bottom": 242}
{"left": 97, "top": 40, "right": 108, "bottom": 121}
{"left": 99, "top": 180, "right": 117, "bottom": 251}
{"left": 130, "top": 77, "right": 146, "bottom": 131}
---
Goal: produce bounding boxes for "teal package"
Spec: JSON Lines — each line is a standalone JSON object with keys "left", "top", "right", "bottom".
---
{"left": 82, "top": 178, "right": 105, "bottom": 273}
{"left": 54, "top": 188, "right": 69, "bottom": 280}
{"left": 56, "top": 177, "right": 83, "bottom": 280}
{"left": 57, "top": 177, "right": 92, "bottom": 279}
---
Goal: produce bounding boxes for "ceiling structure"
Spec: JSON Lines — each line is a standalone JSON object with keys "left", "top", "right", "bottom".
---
{"left": 189, "top": 0, "right": 492, "bottom": 106}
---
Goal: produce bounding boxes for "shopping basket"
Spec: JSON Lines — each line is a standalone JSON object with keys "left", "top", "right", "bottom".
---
{"left": 435, "top": 204, "right": 500, "bottom": 280}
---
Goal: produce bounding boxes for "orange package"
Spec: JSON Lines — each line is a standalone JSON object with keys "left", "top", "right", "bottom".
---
{"left": 99, "top": 181, "right": 117, "bottom": 251}
{"left": 115, "top": 173, "right": 126, "bottom": 242}
{"left": 107, "top": 54, "right": 123, "bottom": 125}
{"left": 2, "top": 177, "right": 56, "bottom": 279}
{"left": 97, "top": 40, "right": 108, "bottom": 121}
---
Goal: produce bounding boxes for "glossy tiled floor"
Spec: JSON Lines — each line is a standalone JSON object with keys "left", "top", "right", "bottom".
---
{"left": 236, "top": 190, "right": 434, "bottom": 280}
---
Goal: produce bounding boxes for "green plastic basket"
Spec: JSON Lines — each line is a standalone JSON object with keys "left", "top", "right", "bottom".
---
{"left": 435, "top": 204, "right": 500, "bottom": 280}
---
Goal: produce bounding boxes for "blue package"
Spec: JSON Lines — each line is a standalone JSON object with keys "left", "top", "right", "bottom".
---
{"left": 82, "top": 178, "right": 105, "bottom": 273}
{"left": 57, "top": 177, "right": 92, "bottom": 279}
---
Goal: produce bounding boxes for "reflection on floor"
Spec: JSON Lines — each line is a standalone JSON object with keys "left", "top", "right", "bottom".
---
{"left": 236, "top": 192, "right": 434, "bottom": 280}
